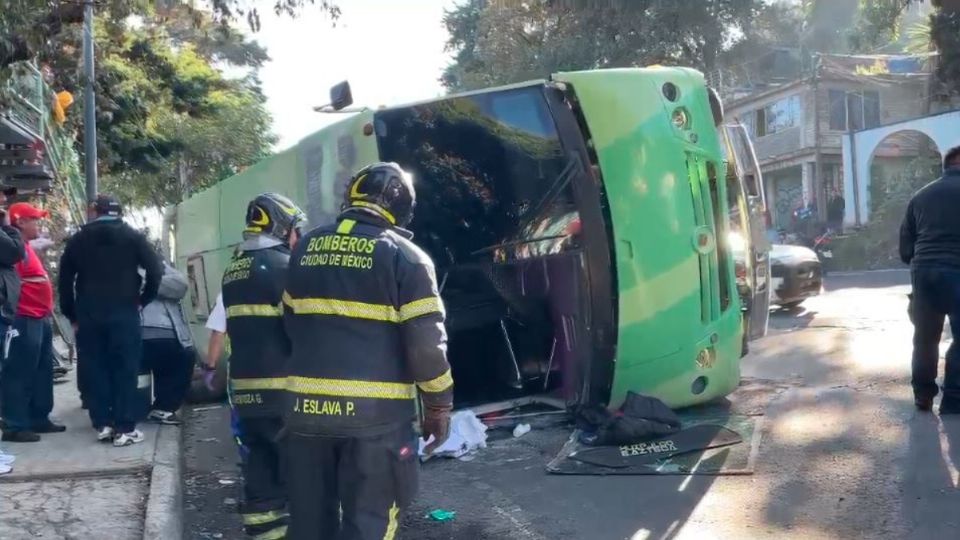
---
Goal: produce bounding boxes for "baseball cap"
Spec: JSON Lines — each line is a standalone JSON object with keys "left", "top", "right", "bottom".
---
{"left": 8, "top": 202, "right": 49, "bottom": 224}
{"left": 92, "top": 194, "right": 123, "bottom": 217}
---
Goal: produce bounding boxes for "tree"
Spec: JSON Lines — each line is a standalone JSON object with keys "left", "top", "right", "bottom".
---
{"left": 441, "top": 0, "right": 764, "bottom": 92}
{"left": 14, "top": 3, "right": 277, "bottom": 212}
{"left": 849, "top": 0, "right": 960, "bottom": 88}
{"left": 1, "top": 0, "right": 340, "bottom": 71}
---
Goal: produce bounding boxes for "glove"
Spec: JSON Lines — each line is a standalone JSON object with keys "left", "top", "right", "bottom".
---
{"left": 200, "top": 363, "right": 216, "bottom": 391}
{"left": 421, "top": 405, "right": 452, "bottom": 454}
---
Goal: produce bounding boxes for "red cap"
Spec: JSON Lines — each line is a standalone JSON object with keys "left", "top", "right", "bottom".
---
{"left": 8, "top": 202, "right": 49, "bottom": 224}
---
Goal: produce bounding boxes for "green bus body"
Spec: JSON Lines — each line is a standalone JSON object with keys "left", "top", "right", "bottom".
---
{"left": 176, "top": 67, "right": 743, "bottom": 410}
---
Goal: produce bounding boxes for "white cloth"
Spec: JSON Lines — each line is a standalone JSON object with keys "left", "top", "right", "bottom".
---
{"left": 0, "top": 448, "right": 15, "bottom": 474}
{"left": 419, "top": 410, "right": 487, "bottom": 460}
{"left": 206, "top": 292, "right": 226, "bottom": 333}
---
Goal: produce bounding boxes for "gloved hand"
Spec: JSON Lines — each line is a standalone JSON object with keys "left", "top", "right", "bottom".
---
{"left": 200, "top": 363, "right": 217, "bottom": 391}
{"left": 422, "top": 405, "right": 452, "bottom": 454}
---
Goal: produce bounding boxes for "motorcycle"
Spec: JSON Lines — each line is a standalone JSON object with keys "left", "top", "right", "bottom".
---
{"left": 812, "top": 230, "right": 834, "bottom": 274}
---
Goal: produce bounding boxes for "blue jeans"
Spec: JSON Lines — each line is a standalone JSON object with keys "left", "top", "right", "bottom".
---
{"left": 911, "top": 266, "right": 960, "bottom": 408}
{"left": 76, "top": 308, "right": 142, "bottom": 433}
{"left": 0, "top": 317, "right": 54, "bottom": 432}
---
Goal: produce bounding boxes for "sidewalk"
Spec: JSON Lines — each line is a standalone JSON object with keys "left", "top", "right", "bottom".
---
{"left": 0, "top": 371, "right": 182, "bottom": 540}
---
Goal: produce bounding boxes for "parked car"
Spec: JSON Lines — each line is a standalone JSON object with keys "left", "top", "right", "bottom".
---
{"left": 769, "top": 243, "right": 822, "bottom": 309}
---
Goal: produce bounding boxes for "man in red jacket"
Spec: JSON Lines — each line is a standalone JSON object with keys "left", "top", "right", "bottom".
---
{"left": 0, "top": 202, "right": 64, "bottom": 442}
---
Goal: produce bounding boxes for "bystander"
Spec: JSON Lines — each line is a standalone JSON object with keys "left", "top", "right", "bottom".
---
{"left": 900, "top": 145, "right": 960, "bottom": 414}
{"left": 58, "top": 195, "right": 162, "bottom": 446}
{"left": 0, "top": 203, "right": 63, "bottom": 442}
{"left": 141, "top": 260, "right": 195, "bottom": 425}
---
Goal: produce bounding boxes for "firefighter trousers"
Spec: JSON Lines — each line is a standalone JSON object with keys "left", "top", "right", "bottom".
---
{"left": 285, "top": 424, "right": 419, "bottom": 540}
{"left": 236, "top": 415, "right": 288, "bottom": 539}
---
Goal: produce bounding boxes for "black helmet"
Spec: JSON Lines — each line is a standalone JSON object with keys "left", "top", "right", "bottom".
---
{"left": 342, "top": 162, "right": 416, "bottom": 227}
{"left": 244, "top": 192, "right": 307, "bottom": 243}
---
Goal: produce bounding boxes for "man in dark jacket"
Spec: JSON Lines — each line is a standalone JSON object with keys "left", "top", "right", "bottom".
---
{"left": 0, "top": 192, "right": 24, "bottom": 345}
{"left": 283, "top": 162, "right": 453, "bottom": 539}
{"left": 58, "top": 194, "right": 162, "bottom": 446}
{"left": 0, "top": 191, "right": 24, "bottom": 443}
{"left": 900, "top": 146, "right": 960, "bottom": 414}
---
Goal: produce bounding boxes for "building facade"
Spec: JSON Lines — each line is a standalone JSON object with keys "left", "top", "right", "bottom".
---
{"left": 725, "top": 53, "right": 945, "bottom": 230}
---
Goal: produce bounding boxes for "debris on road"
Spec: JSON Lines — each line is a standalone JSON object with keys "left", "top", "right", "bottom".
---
{"left": 426, "top": 509, "right": 456, "bottom": 522}
{"left": 420, "top": 410, "right": 488, "bottom": 460}
{"left": 512, "top": 423, "right": 531, "bottom": 438}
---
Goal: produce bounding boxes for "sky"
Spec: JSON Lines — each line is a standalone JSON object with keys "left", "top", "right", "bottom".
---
{"left": 245, "top": 0, "right": 460, "bottom": 150}
{"left": 134, "top": 1, "right": 459, "bottom": 240}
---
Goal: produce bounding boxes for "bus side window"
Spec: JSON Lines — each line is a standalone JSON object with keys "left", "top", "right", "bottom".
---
{"left": 186, "top": 255, "right": 211, "bottom": 321}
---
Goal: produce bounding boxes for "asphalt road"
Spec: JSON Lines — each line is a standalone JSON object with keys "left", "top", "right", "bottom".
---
{"left": 184, "top": 269, "right": 955, "bottom": 539}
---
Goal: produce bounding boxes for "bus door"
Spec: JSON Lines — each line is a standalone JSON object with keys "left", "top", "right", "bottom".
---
{"left": 723, "top": 122, "right": 770, "bottom": 341}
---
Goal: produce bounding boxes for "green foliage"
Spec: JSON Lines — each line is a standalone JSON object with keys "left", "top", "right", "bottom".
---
{"left": 837, "top": 156, "right": 942, "bottom": 270}
{"left": 930, "top": 9, "right": 960, "bottom": 88}
{"left": 441, "top": 0, "right": 762, "bottom": 92}
{"left": 1, "top": 2, "right": 277, "bottom": 211}
{"left": 207, "top": 0, "right": 341, "bottom": 31}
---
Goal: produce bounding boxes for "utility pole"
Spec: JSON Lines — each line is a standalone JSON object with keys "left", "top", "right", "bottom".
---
{"left": 82, "top": 0, "right": 98, "bottom": 209}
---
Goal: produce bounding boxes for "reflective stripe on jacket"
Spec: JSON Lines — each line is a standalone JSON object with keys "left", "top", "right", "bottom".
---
{"left": 283, "top": 210, "right": 453, "bottom": 436}
{"left": 222, "top": 243, "right": 291, "bottom": 417}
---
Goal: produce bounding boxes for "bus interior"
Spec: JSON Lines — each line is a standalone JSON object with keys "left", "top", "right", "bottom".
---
{"left": 374, "top": 85, "right": 603, "bottom": 410}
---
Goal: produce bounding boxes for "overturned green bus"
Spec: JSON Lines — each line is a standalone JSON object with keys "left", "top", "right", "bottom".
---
{"left": 176, "top": 67, "right": 762, "bottom": 410}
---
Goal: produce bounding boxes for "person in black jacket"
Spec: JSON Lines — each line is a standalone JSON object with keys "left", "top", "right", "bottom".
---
{"left": 215, "top": 192, "right": 306, "bottom": 540}
{"left": 283, "top": 162, "right": 453, "bottom": 540}
{"left": 900, "top": 146, "right": 960, "bottom": 414}
{"left": 0, "top": 195, "right": 25, "bottom": 342}
{"left": 0, "top": 192, "right": 25, "bottom": 437}
{"left": 58, "top": 194, "right": 162, "bottom": 446}
{"left": 0, "top": 190, "right": 27, "bottom": 339}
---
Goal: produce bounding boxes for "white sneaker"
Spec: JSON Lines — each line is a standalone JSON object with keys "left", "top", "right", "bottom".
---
{"left": 96, "top": 426, "right": 115, "bottom": 443}
{"left": 113, "top": 429, "right": 144, "bottom": 447}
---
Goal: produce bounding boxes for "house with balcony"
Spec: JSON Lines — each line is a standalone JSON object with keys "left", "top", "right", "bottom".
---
{"left": 725, "top": 52, "right": 953, "bottom": 230}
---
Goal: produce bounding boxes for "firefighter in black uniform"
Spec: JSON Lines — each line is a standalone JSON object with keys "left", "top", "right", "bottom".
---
{"left": 283, "top": 162, "right": 453, "bottom": 539}
{"left": 217, "top": 192, "right": 306, "bottom": 539}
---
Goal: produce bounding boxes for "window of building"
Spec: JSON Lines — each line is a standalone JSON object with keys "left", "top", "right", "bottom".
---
{"left": 828, "top": 89, "right": 880, "bottom": 131}
{"left": 747, "top": 94, "right": 801, "bottom": 138}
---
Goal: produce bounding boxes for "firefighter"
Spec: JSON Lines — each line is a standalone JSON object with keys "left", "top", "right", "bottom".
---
{"left": 215, "top": 192, "right": 306, "bottom": 539}
{"left": 282, "top": 162, "right": 453, "bottom": 539}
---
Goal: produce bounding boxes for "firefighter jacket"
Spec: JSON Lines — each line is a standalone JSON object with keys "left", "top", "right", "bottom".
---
{"left": 221, "top": 242, "right": 291, "bottom": 418}
{"left": 282, "top": 210, "right": 454, "bottom": 436}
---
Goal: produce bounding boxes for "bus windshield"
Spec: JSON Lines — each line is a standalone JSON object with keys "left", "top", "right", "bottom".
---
{"left": 374, "top": 85, "right": 580, "bottom": 268}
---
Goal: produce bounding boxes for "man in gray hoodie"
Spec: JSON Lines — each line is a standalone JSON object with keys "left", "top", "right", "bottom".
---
{"left": 140, "top": 260, "right": 195, "bottom": 424}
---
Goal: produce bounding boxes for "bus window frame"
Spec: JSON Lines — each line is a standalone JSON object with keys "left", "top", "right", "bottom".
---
{"left": 542, "top": 83, "right": 618, "bottom": 407}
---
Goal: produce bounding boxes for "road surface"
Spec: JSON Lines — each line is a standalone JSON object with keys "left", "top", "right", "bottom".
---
{"left": 184, "top": 269, "right": 956, "bottom": 539}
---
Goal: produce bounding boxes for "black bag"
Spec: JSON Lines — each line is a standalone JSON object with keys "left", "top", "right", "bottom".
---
{"left": 573, "top": 391, "right": 681, "bottom": 446}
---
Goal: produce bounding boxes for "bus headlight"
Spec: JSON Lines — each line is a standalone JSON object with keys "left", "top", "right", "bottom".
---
{"left": 671, "top": 108, "right": 689, "bottom": 129}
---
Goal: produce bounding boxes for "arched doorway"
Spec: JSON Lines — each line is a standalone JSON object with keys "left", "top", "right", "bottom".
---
{"left": 866, "top": 130, "right": 941, "bottom": 219}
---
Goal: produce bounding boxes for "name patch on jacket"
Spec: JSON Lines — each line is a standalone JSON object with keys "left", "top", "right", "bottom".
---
{"left": 293, "top": 397, "right": 356, "bottom": 416}
{"left": 223, "top": 256, "right": 254, "bottom": 284}
{"left": 299, "top": 234, "right": 375, "bottom": 270}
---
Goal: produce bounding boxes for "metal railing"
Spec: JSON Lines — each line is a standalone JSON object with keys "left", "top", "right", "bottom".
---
{"left": 1, "top": 61, "right": 87, "bottom": 225}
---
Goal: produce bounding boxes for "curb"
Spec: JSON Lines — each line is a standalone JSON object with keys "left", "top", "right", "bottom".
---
{"left": 143, "top": 425, "right": 184, "bottom": 540}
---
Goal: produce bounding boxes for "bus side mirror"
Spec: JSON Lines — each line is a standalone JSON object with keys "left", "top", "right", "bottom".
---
{"left": 330, "top": 81, "right": 353, "bottom": 111}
